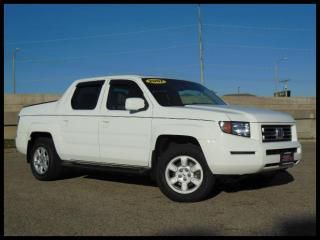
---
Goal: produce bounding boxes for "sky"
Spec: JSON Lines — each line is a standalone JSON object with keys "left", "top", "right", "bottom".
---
{"left": 4, "top": 4, "right": 316, "bottom": 96}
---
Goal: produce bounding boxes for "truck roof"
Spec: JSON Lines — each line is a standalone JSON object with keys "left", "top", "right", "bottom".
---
{"left": 74, "top": 75, "right": 181, "bottom": 84}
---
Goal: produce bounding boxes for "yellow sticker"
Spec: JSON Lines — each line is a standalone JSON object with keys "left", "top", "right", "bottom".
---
{"left": 145, "top": 79, "right": 166, "bottom": 84}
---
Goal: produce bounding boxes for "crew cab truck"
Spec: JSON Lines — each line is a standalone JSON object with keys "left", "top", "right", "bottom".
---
{"left": 15, "top": 75, "right": 302, "bottom": 202}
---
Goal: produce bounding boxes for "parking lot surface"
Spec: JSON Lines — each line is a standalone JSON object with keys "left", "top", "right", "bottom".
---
{"left": 4, "top": 142, "right": 316, "bottom": 236}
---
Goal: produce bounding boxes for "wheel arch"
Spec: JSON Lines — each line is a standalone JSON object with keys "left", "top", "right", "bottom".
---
{"left": 26, "top": 131, "right": 57, "bottom": 163}
{"left": 150, "top": 134, "right": 203, "bottom": 178}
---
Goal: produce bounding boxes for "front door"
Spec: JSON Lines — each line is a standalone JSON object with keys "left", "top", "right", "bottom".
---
{"left": 99, "top": 79, "right": 152, "bottom": 167}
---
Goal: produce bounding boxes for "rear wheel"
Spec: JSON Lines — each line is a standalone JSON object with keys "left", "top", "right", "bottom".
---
{"left": 30, "top": 137, "right": 62, "bottom": 181}
{"left": 156, "top": 143, "right": 215, "bottom": 202}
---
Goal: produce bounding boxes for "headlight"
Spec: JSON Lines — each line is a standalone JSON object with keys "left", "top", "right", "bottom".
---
{"left": 219, "top": 121, "right": 250, "bottom": 137}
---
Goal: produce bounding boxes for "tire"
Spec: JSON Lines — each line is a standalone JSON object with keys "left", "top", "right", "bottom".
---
{"left": 30, "top": 137, "right": 62, "bottom": 181}
{"left": 156, "top": 143, "right": 216, "bottom": 202}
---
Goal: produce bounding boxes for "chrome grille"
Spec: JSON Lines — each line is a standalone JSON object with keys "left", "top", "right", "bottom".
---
{"left": 261, "top": 125, "right": 292, "bottom": 142}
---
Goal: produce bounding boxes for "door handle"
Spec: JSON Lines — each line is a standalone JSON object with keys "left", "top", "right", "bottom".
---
{"left": 101, "top": 120, "right": 109, "bottom": 128}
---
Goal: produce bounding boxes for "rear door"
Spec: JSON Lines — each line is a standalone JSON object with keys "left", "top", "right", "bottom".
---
{"left": 59, "top": 80, "right": 105, "bottom": 162}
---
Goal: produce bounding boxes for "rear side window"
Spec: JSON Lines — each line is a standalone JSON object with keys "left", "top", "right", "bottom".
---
{"left": 71, "top": 80, "right": 104, "bottom": 110}
{"left": 107, "top": 80, "right": 145, "bottom": 110}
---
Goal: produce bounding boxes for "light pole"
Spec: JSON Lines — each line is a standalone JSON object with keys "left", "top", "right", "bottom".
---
{"left": 274, "top": 57, "right": 288, "bottom": 94}
{"left": 197, "top": 4, "right": 204, "bottom": 85}
{"left": 12, "top": 48, "right": 20, "bottom": 94}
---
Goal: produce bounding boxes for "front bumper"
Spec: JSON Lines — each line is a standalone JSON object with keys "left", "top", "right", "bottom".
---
{"left": 199, "top": 135, "right": 302, "bottom": 175}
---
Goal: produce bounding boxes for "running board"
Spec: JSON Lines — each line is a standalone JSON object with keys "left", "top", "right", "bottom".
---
{"left": 61, "top": 160, "right": 151, "bottom": 175}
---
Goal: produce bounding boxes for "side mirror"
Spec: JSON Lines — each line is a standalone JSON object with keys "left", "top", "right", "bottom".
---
{"left": 125, "top": 98, "right": 145, "bottom": 111}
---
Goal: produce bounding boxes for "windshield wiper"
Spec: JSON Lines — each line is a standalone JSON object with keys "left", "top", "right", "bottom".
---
{"left": 185, "top": 103, "right": 214, "bottom": 105}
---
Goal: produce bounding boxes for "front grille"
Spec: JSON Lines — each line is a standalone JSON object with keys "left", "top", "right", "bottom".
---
{"left": 261, "top": 125, "right": 292, "bottom": 142}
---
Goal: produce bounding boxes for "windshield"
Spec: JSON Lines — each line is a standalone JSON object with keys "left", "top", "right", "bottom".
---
{"left": 142, "top": 78, "right": 226, "bottom": 107}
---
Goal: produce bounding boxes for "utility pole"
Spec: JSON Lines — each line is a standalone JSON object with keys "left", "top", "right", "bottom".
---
{"left": 279, "top": 79, "right": 289, "bottom": 90}
{"left": 237, "top": 86, "right": 240, "bottom": 95}
{"left": 12, "top": 48, "right": 20, "bottom": 94}
{"left": 274, "top": 64, "right": 278, "bottom": 93}
{"left": 274, "top": 57, "right": 288, "bottom": 95}
{"left": 197, "top": 4, "right": 204, "bottom": 85}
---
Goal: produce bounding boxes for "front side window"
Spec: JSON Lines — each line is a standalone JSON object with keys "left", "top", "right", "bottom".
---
{"left": 71, "top": 80, "right": 104, "bottom": 110}
{"left": 142, "top": 78, "right": 226, "bottom": 106}
{"left": 107, "top": 80, "right": 145, "bottom": 110}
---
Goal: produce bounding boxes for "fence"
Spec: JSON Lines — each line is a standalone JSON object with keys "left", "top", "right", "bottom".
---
{"left": 4, "top": 94, "right": 316, "bottom": 140}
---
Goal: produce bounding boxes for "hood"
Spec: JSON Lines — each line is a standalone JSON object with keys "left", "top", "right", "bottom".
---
{"left": 154, "top": 104, "right": 295, "bottom": 123}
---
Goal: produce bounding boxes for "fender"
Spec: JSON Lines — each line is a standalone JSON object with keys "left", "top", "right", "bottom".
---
{"left": 27, "top": 121, "right": 65, "bottom": 160}
{"left": 149, "top": 118, "right": 218, "bottom": 167}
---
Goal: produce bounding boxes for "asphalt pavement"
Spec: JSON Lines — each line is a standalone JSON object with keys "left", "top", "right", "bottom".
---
{"left": 4, "top": 142, "right": 316, "bottom": 236}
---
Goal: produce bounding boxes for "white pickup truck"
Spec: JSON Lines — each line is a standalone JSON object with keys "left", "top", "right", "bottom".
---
{"left": 16, "top": 75, "right": 302, "bottom": 202}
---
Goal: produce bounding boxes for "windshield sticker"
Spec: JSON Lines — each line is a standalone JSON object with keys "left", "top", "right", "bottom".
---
{"left": 145, "top": 79, "right": 167, "bottom": 84}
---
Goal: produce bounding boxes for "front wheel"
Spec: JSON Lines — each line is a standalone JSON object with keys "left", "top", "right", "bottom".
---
{"left": 156, "top": 143, "right": 216, "bottom": 202}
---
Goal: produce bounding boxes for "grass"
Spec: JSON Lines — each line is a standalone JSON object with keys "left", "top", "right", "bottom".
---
{"left": 4, "top": 139, "right": 16, "bottom": 149}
